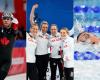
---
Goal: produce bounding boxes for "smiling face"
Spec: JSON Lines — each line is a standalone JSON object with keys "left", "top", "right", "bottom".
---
{"left": 60, "top": 28, "right": 69, "bottom": 38}
{"left": 50, "top": 25, "right": 57, "bottom": 36}
{"left": 41, "top": 23, "right": 48, "bottom": 33}
{"left": 30, "top": 24, "right": 38, "bottom": 36}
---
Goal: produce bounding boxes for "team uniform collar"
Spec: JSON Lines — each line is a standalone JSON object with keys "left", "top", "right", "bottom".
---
{"left": 28, "top": 32, "right": 36, "bottom": 39}
{"left": 40, "top": 31, "right": 48, "bottom": 36}
{"left": 62, "top": 36, "right": 70, "bottom": 42}
{"left": 51, "top": 32, "right": 60, "bottom": 37}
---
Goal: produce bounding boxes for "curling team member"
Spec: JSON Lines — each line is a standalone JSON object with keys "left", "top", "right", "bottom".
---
{"left": 30, "top": 3, "right": 49, "bottom": 80}
{"left": 0, "top": 12, "right": 18, "bottom": 80}
{"left": 36, "top": 21, "right": 49, "bottom": 80}
{"left": 60, "top": 27, "right": 74, "bottom": 80}
{"left": 49, "top": 24, "right": 63, "bottom": 80}
{"left": 26, "top": 23, "right": 39, "bottom": 80}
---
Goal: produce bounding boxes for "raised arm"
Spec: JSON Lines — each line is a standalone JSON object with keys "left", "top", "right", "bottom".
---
{"left": 30, "top": 3, "right": 38, "bottom": 26}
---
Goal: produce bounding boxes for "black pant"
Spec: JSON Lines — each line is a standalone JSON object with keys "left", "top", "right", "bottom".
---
{"left": 36, "top": 54, "right": 49, "bottom": 80}
{"left": 27, "top": 63, "right": 38, "bottom": 80}
{"left": 0, "top": 26, "right": 16, "bottom": 80}
{"left": 50, "top": 58, "right": 64, "bottom": 80}
{"left": 0, "top": 58, "right": 11, "bottom": 80}
{"left": 64, "top": 68, "right": 74, "bottom": 80}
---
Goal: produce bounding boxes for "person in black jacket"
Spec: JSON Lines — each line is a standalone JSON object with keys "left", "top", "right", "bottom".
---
{"left": 0, "top": 12, "right": 18, "bottom": 80}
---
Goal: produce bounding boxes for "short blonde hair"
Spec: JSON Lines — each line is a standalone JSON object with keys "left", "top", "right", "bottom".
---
{"left": 60, "top": 27, "right": 69, "bottom": 35}
{"left": 31, "top": 23, "right": 38, "bottom": 28}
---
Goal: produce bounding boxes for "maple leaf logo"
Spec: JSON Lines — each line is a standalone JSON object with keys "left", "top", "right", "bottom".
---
{"left": 0, "top": 37, "right": 10, "bottom": 45}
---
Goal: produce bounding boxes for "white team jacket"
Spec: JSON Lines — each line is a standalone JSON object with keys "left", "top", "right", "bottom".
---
{"left": 49, "top": 32, "right": 62, "bottom": 58}
{"left": 26, "top": 32, "right": 37, "bottom": 63}
{"left": 36, "top": 31, "right": 49, "bottom": 55}
{"left": 62, "top": 36, "right": 74, "bottom": 68}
